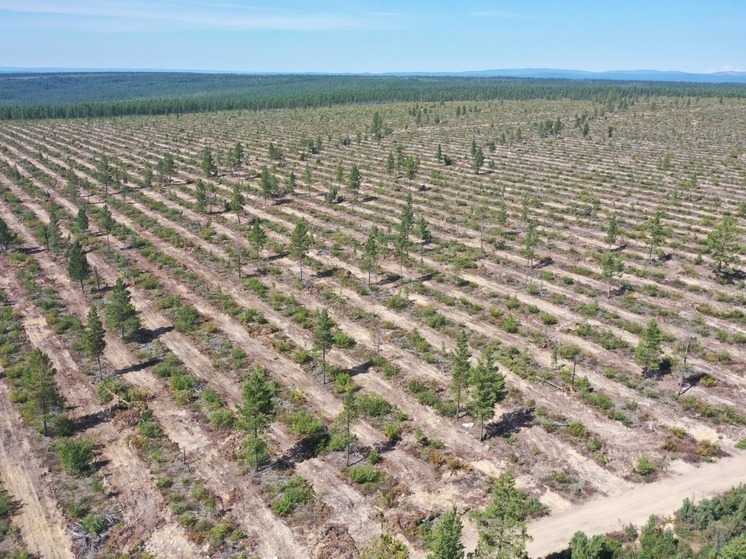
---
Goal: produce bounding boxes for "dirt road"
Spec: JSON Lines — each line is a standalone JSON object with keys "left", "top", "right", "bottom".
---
{"left": 0, "top": 380, "right": 75, "bottom": 559}
{"left": 526, "top": 452, "right": 746, "bottom": 558}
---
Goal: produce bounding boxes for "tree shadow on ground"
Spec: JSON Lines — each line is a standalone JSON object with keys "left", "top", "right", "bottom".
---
{"left": 19, "top": 246, "right": 44, "bottom": 255}
{"left": 266, "top": 252, "right": 289, "bottom": 262}
{"left": 114, "top": 357, "right": 161, "bottom": 375}
{"left": 348, "top": 360, "right": 372, "bottom": 377}
{"left": 376, "top": 273, "right": 401, "bottom": 286}
{"left": 315, "top": 267, "right": 337, "bottom": 279}
{"left": 138, "top": 325, "right": 173, "bottom": 344}
{"left": 74, "top": 408, "right": 116, "bottom": 433}
{"left": 486, "top": 408, "right": 535, "bottom": 439}
{"left": 275, "top": 432, "right": 330, "bottom": 467}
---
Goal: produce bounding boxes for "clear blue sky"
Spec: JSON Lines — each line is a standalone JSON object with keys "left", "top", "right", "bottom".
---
{"left": 1, "top": 1, "right": 744, "bottom": 73}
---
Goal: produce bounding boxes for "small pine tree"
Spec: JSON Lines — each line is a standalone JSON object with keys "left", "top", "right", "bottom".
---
{"left": 340, "top": 391, "right": 358, "bottom": 467}
{"left": 428, "top": 507, "right": 464, "bottom": 559}
{"left": 285, "top": 171, "right": 297, "bottom": 195}
{"left": 231, "top": 183, "right": 245, "bottom": 224}
{"left": 200, "top": 146, "right": 217, "bottom": 177}
{"left": 473, "top": 145, "right": 485, "bottom": 174}
{"left": 67, "top": 239, "right": 90, "bottom": 293}
{"left": 248, "top": 219, "right": 267, "bottom": 260}
{"left": 84, "top": 306, "right": 106, "bottom": 378}
{"left": 195, "top": 179, "right": 208, "bottom": 214}
{"left": 99, "top": 204, "right": 114, "bottom": 249}
{"left": 605, "top": 213, "right": 619, "bottom": 250}
{"left": 28, "top": 349, "right": 64, "bottom": 436}
{"left": 450, "top": 329, "right": 472, "bottom": 420}
{"left": 237, "top": 366, "right": 275, "bottom": 471}
{"left": 417, "top": 216, "right": 432, "bottom": 246}
{"left": 393, "top": 220, "right": 410, "bottom": 287}
{"left": 76, "top": 206, "right": 89, "bottom": 234}
{"left": 361, "top": 226, "right": 379, "bottom": 286}
{"left": 289, "top": 218, "right": 311, "bottom": 281}
{"left": 0, "top": 217, "right": 18, "bottom": 254}
{"left": 635, "top": 319, "right": 663, "bottom": 376}
{"left": 348, "top": 164, "right": 361, "bottom": 202}
{"left": 707, "top": 214, "right": 740, "bottom": 275}
{"left": 142, "top": 163, "right": 154, "bottom": 189}
{"left": 314, "top": 309, "right": 334, "bottom": 384}
{"left": 600, "top": 251, "right": 624, "bottom": 298}
{"left": 106, "top": 277, "right": 140, "bottom": 339}
{"left": 470, "top": 345, "right": 506, "bottom": 441}
{"left": 645, "top": 210, "right": 667, "bottom": 262}
{"left": 260, "top": 166, "right": 276, "bottom": 205}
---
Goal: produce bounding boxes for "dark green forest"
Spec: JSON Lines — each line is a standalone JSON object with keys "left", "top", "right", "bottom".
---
{"left": 2, "top": 72, "right": 746, "bottom": 120}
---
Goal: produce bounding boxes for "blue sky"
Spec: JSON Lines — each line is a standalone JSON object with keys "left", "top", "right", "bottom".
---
{"left": 1, "top": 1, "right": 744, "bottom": 73}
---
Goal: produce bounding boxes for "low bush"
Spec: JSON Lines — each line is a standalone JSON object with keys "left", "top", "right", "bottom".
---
{"left": 54, "top": 438, "right": 96, "bottom": 476}
{"left": 348, "top": 465, "right": 381, "bottom": 485}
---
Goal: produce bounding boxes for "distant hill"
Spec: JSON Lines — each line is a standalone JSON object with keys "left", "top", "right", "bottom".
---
{"left": 2, "top": 71, "right": 745, "bottom": 120}
{"left": 2, "top": 67, "right": 746, "bottom": 84}
{"left": 446, "top": 69, "right": 746, "bottom": 83}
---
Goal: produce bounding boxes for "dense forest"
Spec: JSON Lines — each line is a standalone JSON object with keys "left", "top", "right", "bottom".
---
{"left": 2, "top": 72, "right": 746, "bottom": 120}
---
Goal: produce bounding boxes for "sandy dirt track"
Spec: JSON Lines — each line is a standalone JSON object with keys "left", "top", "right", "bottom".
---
{"left": 526, "top": 452, "right": 746, "bottom": 557}
{"left": 0, "top": 379, "right": 75, "bottom": 559}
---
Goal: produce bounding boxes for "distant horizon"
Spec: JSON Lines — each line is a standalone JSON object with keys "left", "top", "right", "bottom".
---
{"left": 2, "top": 66, "right": 746, "bottom": 85}
{"left": 0, "top": 1, "right": 743, "bottom": 75}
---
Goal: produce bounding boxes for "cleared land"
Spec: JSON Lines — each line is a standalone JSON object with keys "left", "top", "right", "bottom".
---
{"left": 0, "top": 94, "right": 745, "bottom": 558}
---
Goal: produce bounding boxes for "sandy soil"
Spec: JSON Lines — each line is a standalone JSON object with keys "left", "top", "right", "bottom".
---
{"left": 526, "top": 451, "right": 746, "bottom": 557}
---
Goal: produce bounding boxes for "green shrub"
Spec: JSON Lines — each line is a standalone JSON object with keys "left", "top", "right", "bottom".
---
{"left": 348, "top": 465, "right": 381, "bottom": 484}
{"left": 154, "top": 355, "right": 184, "bottom": 378}
{"left": 540, "top": 312, "right": 557, "bottom": 325}
{"left": 636, "top": 456, "right": 656, "bottom": 477}
{"left": 0, "top": 491, "right": 13, "bottom": 517}
{"left": 137, "top": 414, "right": 164, "bottom": 439}
{"left": 501, "top": 314, "right": 519, "bottom": 333}
{"left": 293, "top": 349, "right": 312, "bottom": 364}
{"left": 244, "top": 278, "right": 268, "bottom": 298}
{"left": 735, "top": 439, "right": 746, "bottom": 450}
{"left": 387, "top": 296, "right": 408, "bottom": 310}
{"left": 272, "top": 476, "right": 312, "bottom": 516}
{"left": 568, "top": 421, "right": 589, "bottom": 439}
{"left": 367, "top": 449, "right": 380, "bottom": 464}
{"left": 356, "top": 393, "right": 392, "bottom": 417}
{"left": 289, "top": 411, "right": 325, "bottom": 435}
{"left": 81, "top": 513, "right": 106, "bottom": 535}
{"left": 174, "top": 304, "right": 200, "bottom": 333}
{"left": 333, "top": 331, "right": 356, "bottom": 349}
{"left": 210, "top": 409, "right": 235, "bottom": 429}
{"left": 54, "top": 439, "right": 95, "bottom": 476}
{"left": 156, "top": 294, "right": 181, "bottom": 310}
{"left": 382, "top": 422, "right": 402, "bottom": 442}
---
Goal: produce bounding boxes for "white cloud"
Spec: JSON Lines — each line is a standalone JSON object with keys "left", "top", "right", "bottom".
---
{"left": 470, "top": 10, "right": 535, "bottom": 19}
{"left": 0, "top": 1, "right": 399, "bottom": 31}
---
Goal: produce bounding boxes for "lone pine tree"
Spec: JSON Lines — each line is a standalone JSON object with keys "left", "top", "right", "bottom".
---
{"left": 290, "top": 218, "right": 311, "bottom": 281}
{"left": 450, "top": 328, "right": 472, "bottom": 420}
{"left": 106, "top": 277, "right": 140, "bottom": 339}
{"left": 238, "top": 366, "right": 275, "bottom": 471}
{"left": 67, "top": 239, "right": 90, "bottom": 293}
{"left": 84, "top": 306, "right": 106, "bottom": 379}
